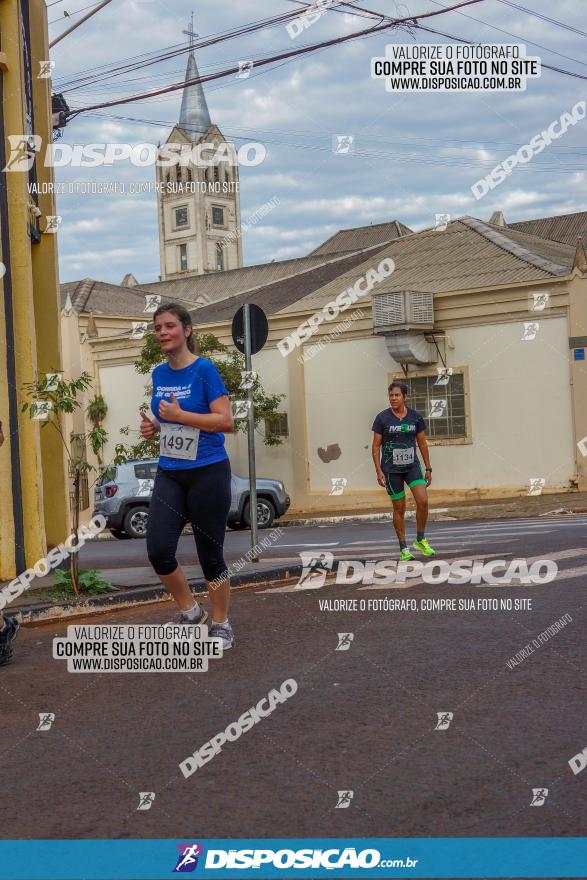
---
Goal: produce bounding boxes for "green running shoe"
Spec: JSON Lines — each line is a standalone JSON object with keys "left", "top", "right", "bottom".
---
{"left": 399, "top": 547, "right": 415, "bottom": 561}
{"left": 413, "top": 538, "right": 436, "bottom": 557}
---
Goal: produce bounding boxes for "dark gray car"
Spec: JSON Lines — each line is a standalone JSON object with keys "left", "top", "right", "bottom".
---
{"left": 93, "top": 459, "right": 290, "bottom": 539}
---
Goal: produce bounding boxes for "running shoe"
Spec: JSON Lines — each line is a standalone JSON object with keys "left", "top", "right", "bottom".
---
{"left": 0, "top": 616, "right": 21, "bottom": 667}
{"left": 168, "top": 603, "right": 209, "bottom": 627}
{"left": 399, "top": 547, "right": 415, "bottom": 561}
{"left": 413, "top": 538, "right": 436, "bottom": 557}
{"left": 209, "top": 621, "right": 235, "bottom": 651}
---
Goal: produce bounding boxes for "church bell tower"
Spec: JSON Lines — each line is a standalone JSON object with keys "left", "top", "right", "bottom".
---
{"left": 156, "top": 14, "right": 243, "bottom": 280}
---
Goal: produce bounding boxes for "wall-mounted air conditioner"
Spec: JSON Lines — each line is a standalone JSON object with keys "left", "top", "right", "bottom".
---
{"left": 372, "top": 290, "right": 434, "bottom": 334}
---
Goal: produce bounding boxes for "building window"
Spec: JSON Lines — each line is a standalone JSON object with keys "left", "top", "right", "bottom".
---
{"left": 264, "top": 413, "right": 289, "bottom": 442}
{"left": 175, "top": 206, "right": 188, "bottom": 227}
{"left": 186, "top": 168, "right": 192, "bottom": 183}
{"left": 179, "top": 243, "right": 188, "bottom": 271}
{"left": 212, "top": 206, "right": 224, "bottom": 226}
{"left": 403, "top": 371, "right": 466, "bottom": 440}
{"left": 216, "top": 242, "right": 224, "bottom": 271}
{"left": 213, "top": 166, "right": 220, "bottom": 183}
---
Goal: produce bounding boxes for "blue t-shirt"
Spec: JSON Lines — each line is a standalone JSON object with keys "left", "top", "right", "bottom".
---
{"left": 151, "top": 357, "right": 229, "bottom": 470}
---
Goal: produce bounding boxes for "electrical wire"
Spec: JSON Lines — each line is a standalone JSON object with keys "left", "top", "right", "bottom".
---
{"left": 493, "top": 0, "right": 587, "bottom": 39}
{"left": 49, "top": 1, "right": 105, "bottom": 25}
{"left": 422, "top": 0, "right": 587, "bottom": 69}
{"left": 65, "top": 0, "right": 488, "bottom": 119}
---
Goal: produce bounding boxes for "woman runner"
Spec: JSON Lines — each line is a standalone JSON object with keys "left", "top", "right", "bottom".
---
{"left": 140, "top": 303, "right": 235, "bottom": 649}
{"left": 372, "top": 380, "right": 436, "bottom": 561}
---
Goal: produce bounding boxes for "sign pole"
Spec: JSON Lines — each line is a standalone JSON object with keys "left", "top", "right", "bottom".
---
{"left": 243, "top": 304, "right": 259, "bottom": 561}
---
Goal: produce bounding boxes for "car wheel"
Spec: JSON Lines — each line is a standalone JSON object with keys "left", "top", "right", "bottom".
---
{"left": 110, "top": 528, "right": 131, "bottom": 540}
{"left": 227, "top": 520, "right": 247, "bottom": 531}
{"left": 242, "top": 498, "right": 275, "bottom": 530}
{"left": 123, "top": 506, "right": 149, "bottom": 539}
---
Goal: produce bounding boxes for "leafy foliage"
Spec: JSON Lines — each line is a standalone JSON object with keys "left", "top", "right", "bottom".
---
{"left": 49, "top": 569, "right": 112, "bottom": 600}
{"left": 113, "top": 331, "right": 285, "bottom": 462}
{"left": 21, "top": 371, "right": 110, "bottom": 596}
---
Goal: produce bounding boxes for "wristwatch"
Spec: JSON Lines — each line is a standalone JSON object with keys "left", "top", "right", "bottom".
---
{"left": 425, "top": 467, "right": 432, "bottom": 472}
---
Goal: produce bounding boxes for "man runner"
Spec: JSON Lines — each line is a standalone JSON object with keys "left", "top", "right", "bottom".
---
{"left": 372, "top": 380, "right": 435, "bottom": 561}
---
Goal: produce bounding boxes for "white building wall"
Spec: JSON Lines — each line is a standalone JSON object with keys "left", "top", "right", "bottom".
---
{"left": 442, "top": 316, "right": 574, "bottom": 489}
{"left": 99, "top": 364, "right": 151, "bottom": 462}
{"left": 304, "top": 335, "right": 397, "bottom": 492}
{"left": 303, "top": 316, "right": 575, "bottom": 493}
{"left": 224, "top": 347, "right": 293, "bottom": 485}
{"left": 94, "top": 314, "right": 575, "bottom": 498}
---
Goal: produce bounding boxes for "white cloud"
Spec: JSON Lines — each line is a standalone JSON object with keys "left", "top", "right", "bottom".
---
{"left": 51, "top": 0, "right": 586, "bottom": 282}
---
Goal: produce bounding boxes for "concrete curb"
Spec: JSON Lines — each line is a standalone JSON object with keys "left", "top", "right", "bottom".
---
{"left": 93, "top": 509, "right": 450, "bottom": 539}
{"left": 17, "top": 562, "right": 306, "bottom": 625}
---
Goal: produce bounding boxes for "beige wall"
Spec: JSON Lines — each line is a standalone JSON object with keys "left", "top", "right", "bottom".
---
{"left": 304, "top": 335, "right": 398, "bottom": 493}
{"left": 224, "top": 346, "right": 294, "bottom": 485}
{"left": 435, "top": 315, "right": 574, "bottom": 490}
{"left": 89, "top": 313, "right": 576, "bottom": 510}
{"left": 298, "top": 315, "right": 575, "bottom": 498}
{"left": 99, "top": 363, "right": 152, "bottom": 463}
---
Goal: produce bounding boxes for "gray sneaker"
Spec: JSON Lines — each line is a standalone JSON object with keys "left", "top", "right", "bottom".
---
{"left": 171, "top": 604, "right": 209, "bottom": 627}
{"left": 209, "top": 621, "right": 235, "bottom": 650}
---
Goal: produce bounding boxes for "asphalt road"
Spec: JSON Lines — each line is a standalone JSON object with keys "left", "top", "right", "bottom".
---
{"left": 2, "top": 515, "right": 586, "bottom": 857}
{"left": 78, "top": 513, "right": 587, "bottom": 583}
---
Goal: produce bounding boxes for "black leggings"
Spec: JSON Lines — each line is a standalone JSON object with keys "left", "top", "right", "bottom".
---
{"left": 146, "top": 458, "right": 231, "bottom": 582}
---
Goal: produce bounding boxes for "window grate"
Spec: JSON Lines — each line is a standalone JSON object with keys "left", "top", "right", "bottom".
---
{"left": 404, "top": 372, "right": 466, "bottom": 440}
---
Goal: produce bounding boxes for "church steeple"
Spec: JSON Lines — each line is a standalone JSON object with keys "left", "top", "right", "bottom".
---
{"left": 178, "top": 13, "right": 212, "bottom": 141}
{"left": 156, "top": 13, "right": 243, "bottom": 281}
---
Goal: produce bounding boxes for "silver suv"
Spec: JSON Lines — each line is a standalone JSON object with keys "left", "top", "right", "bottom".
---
{"left": 93, "top": 459, "right": 291, "bottom": 539}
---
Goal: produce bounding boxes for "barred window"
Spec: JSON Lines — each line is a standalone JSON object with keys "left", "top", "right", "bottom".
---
{"left": 175, "top": 206, "right": 188, "bottom": 227}
{"left": 264, "top": 413, "right": 289, "bottom": 441}
{"left": 404, "top": 372, "right": 466, "bottom": 440}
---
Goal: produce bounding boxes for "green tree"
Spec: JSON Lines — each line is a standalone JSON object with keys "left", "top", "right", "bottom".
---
{"left": 113, "top": 331, "right": 285, "bottom": 463}
{"left": 21, "top": 372, "right": 108, "bottom": 597}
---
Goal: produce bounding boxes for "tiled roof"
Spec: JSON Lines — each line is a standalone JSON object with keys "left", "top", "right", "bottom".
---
{"left": 308, "top": 220, "right": 413, "bottom": 256}
{"left": 276, "top": 217, "right": 572, "bottom": 316}
{"left": 60, "top": 279, "right": 155, "bottom": 317}
{"left": 61, "top": 213, "right": 575, "bottom": 325}
{"left": 138, "top": 253, "right": 364, "bottom": 309}
{"left": 508, "top": 211, "right": 587, "bottom": 246}
{"left": 481, "top": 222, "right": 577, "bottom": 269}
{"left": 186, "top": 244, "right": 392, "bottom": 325}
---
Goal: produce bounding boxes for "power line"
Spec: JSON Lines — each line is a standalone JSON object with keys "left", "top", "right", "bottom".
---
{"left": 423, "top": 0, "right": 587, "bottom": 70}
{"left": 55, "top": 7, "right": 327, "bottom": 93}
{"left": 65, "top": 0, "right": 489, "bottom": 119}
{"left": 416, "top": 21, "right": 587, "bottom": 81}
{"left": 49, "top": 2, "right": 105, "bottom": 25}
{"left": 493, "top": 0, "right": 587, "bottom": 39}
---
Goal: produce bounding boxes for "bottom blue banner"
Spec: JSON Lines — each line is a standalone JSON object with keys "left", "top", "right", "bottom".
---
{"left": 0, "top": 838, "right": 585, "bottom": 879}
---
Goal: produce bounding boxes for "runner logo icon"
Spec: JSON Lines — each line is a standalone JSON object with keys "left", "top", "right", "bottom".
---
{"left": 296, "top": 552, "right": 335, "bottom": 589}
{"left": 530, "top": 788, "right": 548, "bottom": 806}
{"left": 435, "top": 711, "right": 453, "bottom": 730}
{"left": 335, "top": 790, "right": 354, "bottom": 808}
{"left": 36, "top": 712, "right": 55, "bottom": 731}
{"left": 174, "top": 843, "right": 204, "bottom": 872}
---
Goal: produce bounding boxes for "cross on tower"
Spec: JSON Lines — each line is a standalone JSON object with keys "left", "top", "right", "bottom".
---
{"left": 182, "top": 13, "right": 198, "bottom": 51}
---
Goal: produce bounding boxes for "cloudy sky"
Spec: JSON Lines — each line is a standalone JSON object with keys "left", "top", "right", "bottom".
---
{"left": 48, "top": 0, "right": 586, "bottom": 285}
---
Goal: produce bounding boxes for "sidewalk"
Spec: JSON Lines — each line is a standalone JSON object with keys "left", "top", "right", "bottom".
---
{"left": 278, "top": 489, "right": 587, "bottom": 525}
{"left": 4, "top": 490, "right": 586, "bottom": 624}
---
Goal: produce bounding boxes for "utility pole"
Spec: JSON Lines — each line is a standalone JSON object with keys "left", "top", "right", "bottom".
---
{"left": 49, "top": 0, "right": 113, "bottom": 48}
